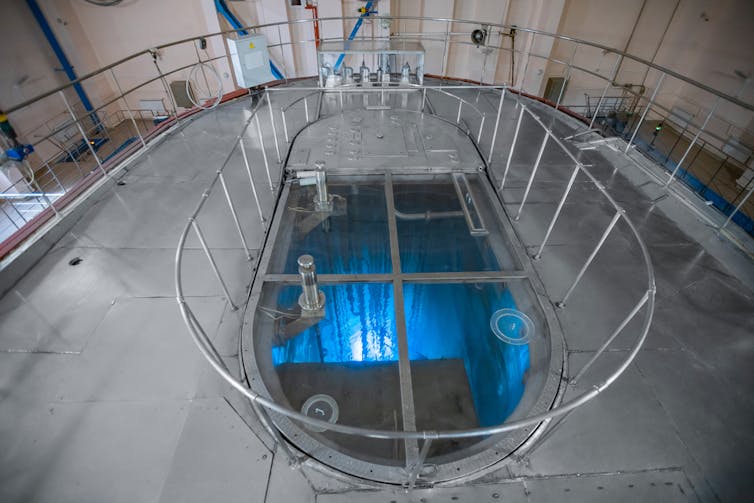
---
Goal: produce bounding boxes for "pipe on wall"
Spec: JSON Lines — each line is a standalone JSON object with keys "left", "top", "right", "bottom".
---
{"left": 25, "top": 0, "right": 102, "bottom": 130}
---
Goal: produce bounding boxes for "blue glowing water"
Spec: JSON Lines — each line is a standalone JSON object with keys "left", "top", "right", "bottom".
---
{"left": 271, "top": 182, "right": 531, "bottom": 427}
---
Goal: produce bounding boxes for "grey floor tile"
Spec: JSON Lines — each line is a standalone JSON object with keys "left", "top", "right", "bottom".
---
{"left": 158, "top": 398, "right": 272, "bottom": 503}
{"left": 0, "top": 399, "right": 190, "bottom": 503}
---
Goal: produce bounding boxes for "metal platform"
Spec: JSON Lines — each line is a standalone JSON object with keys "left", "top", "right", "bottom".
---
{"left": 0, "top": 81, "right": 752, "bottom": 502}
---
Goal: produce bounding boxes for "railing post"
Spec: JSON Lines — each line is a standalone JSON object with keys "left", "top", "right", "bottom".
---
{"left": 150, "top": 51, "right": 181, "bottom": 124}
{"left": 58, "top": 90, "right": 108, "bottom": 178}
{"left": 664, "top": 97, "right": 722, "bottom": 187}
{"left": 304, "top": 96, "right": 310, "bottom": 124}
{"left": 515, "top": 130, "right": 550, "bottom": 220}
{"left": 191, "top": 216, "right": 238, "bottom": 311}
{"left": 441, "top": 21, "right": 451, "bottom": 78}
{"left": 254, "top": 114, "right": 274, "bottom": 192}
{"left": 570, "top": 290, "right": 651, "bottom": 384}
{"left": 218, "top": 171, "right": 252, "bottom": 261}
{"left": 487, "top": 88, "right": 506, "bottom": 163}
{"left": 720, "top": 179, "right": 754, "bottom": 231}
{"left": 499, "top": 104, "right": 525, "bottom": 190}
{"left": 557, "top": 208, "right": 624, "bottom": 308}
{"left": 477, "top": 114, "right": 486, "bottom": 143}
{"left": 406, "top": 434, "right": 434, "bottom": 493}
{"left": 519, "top": 33, "right": 535, "bottom": 93}
{"left": 556, "top": 45, "right": 578, "bottom": 110}
{"left": 588, "top": 55, "right": 624, "bottom": 129}
{"left": 533, "top": 162, "right": 581, "bottom": 260}
{"left": 421, "top": 88, "right": 427, "bottom": 113}
{"left": 625, "top": 72, "right": 666, "bottom": 153}
{"left": 239, "top": 138, "right": 265, "bottom": 223}
{"left": 456, "top": 99, "right": 463, "bottom": 124}
{"left": 110, "top": 68, "right": 147, "bottom": 148}
{"left": 281, "top": 108, "right": 290, "bottom": 143}
{"left": 265, "top": 90, "right": 282, "bottom": 163}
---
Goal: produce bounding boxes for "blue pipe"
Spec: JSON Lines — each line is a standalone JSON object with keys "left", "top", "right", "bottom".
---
{"left": 26, "top": 0, "right": 102, "bottom": 131}
{"left": 334, "top": 1, "right": 374, "bottom": 71}
{"left": 214, "top": 0, "right": 284, "bottom": 81}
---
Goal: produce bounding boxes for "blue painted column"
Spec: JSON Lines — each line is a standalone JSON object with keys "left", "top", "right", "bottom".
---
{"left": 26, "top": 0, "right": 102, "bottom": 131}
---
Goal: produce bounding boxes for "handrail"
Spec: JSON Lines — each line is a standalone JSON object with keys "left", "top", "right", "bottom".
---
{"left": 5, "top": 16, "right": 752, "bottom": 115}
{"left": 173, "top": 84, "right": 656, "bottom": 467}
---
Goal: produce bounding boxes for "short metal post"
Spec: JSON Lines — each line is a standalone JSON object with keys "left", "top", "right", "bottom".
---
{"left": 265, "top": 90, "right": 282, "bottom": 163}
{"left": 421, "top": 88, "right": 427, "bottom": 112}
{"left": 218, "top": 171, "right": 252, "bottom": 261}
{"left": 58, "top": 90, "right": 108, "bottom": 178}
{"left": 477, "top": 114, "right": 486, "bottom": 143}
{"left": 625, "top": 72, "right": 666, "bottom": 153}
{"left": 304, "top": 97, "right": 310, "bottom": 123}
{"left": 588, "top": 55, "right": 623, "bottom": 129}
{"left": 556, "top": 45, "right": 578, "bottom": 110}
{"left": 515, "top": 131, "right": 550, "bottom": 220}
{"left": 298, "top": 254, "right": 324, "bottom": 311}
{"left": 720, "top": 179, "right": 754, "bottom": 231}
{"left": 558, "top": 208, "right": 624, "bottom": 307}
{"left": 406, "top": 436, "right": 434, "bottom": 493}
{"left": 533, "top": 163, "right": 581, "bottom": 260}
{"left": 500, "top": 105, "right": 525, "bottom": 190}
{"left": 339, "top": 89, "right": 344, "bottom": 111}
{"left": 239, "top": 138, "right": 265, "bottom": 223}
{"left": 191, "top": 217, "right": 238, "bottom": 311}
{"left": 277, "top": 24, "right": 289, "bottom": 83}
{"left": 254, "top": 114, "right": 274, "bottom": 192}
{"left": 488, "top": 88, "right": 506, "bottom": 164}
{"left": 570, "top": 290, "right": 651, "bottom": 384}
{"left": 664, "top": 97, "right": 722, "bottom": 187}
{"left": 110, "top": 69, "right": 146, "bottom": 148}
{"left": 456, "top": 99, "right": 463, "bottom": 123}
{"left": 281, "top": 109, "right": 290, "bottom": 143}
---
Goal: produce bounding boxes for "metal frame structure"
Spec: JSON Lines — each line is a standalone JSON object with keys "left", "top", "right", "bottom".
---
{"left": 173, "top": 82, "right": 656, "bottom": 489}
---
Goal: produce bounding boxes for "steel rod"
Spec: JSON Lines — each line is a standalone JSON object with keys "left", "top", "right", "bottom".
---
{"left": 556, "top": 44, "right": 578, "bottom": 110}
{"left": 571, "top": 290, "right": 651, "bottom": 384}
{"left": 456, "top": 99, "right": 463, "bottom": 123}
{"left": 110, "top": 68, "right": 147, "bottom": 148}
{"left": 625, "top": 72, "right": 666, "bottom": 153}
{"left": 218, "top": 171, "right": 252, "bottom": 261}
{"left": 534, "top": 162, "right": 581, "bottom": 260}
{"left": 720, "top": 179, "right": 754, "bottom": 231}
{"left": 499, "top": 104, "right": 525, "bottom": 190}
{"left": 406, "top": 435, "right": 434, "bottom": 492}
{"left": 239, "top": 138, "right": 265, "bottom": 222}
{"left": 265, "top": 91, "right": 282, "bottom": 163}
{"left": 664, "top": 97, "right": 722, "bottom": 187}
{"left": 515, "top": 131, "right": 550, "bottom": 220}
{"left": 519, "top": 33, "right": 535, "bottom": 92}
{"left": 254, "top": 114, "right": 274, "bottom": 191}
{"left": 304, "top": 96, "right": 310, "bottom": 123}
{"left": 58, "top": 90, "right": 108, "bottom": 178}
{"left": 558, "top": 209, "right": 624, "bottom": 307}
{"left": 477, "top": 114, "right": 486, "bottom": 143}
{"left": 588, "top": 55, "right": 623, "bottom": 129}
{"left": 191, "top": 218, "right": 238, "bottom": 311}
{"left": 487, "top": 88, "right": 506, "bottom": 163}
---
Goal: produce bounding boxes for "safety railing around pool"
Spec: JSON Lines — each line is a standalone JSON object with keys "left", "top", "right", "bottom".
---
{"left": 2, "top": 16, "right": 752, "bottom": 258}
{"left": 173, "top": 82, "right": 656, "bottom": 489}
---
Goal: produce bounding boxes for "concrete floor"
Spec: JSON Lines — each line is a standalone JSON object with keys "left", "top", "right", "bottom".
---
{"left": 0, "top": 81, "right": 752, "bottom": 502}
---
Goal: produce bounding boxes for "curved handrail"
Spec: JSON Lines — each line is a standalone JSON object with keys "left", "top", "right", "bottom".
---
{"left": 174, "top": 84, "right": 656, "bottom": 445}
{"left": 5, "top": 16, "right": 753, "bottom": 115}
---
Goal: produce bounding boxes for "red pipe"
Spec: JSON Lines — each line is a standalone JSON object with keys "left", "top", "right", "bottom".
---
{"left": 305, "top": 1, "right": 320, "bottom": 48}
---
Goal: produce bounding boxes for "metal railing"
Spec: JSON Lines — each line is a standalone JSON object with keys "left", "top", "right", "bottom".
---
{"left": 3, "top": 12, "right": 749, "bottom": 486}
{"left": 2, "top": 16, "right": 752, "bottom": 255}
{"left": 173, "top": 79, "right": 656, "bottom": 488}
